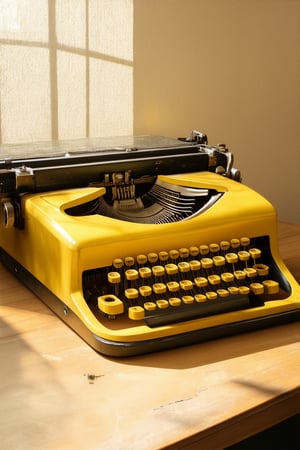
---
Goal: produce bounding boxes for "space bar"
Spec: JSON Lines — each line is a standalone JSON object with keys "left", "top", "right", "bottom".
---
{"left": 144, "top": 293, "right": 251, "bottom": 327}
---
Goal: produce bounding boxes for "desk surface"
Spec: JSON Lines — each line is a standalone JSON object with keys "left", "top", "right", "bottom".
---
{"left": 0, "top": 222, "right": 299, "bottom": 450}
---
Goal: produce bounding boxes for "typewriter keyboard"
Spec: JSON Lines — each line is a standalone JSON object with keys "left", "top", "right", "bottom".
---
{"left": 83, "top": 236, "right": 289, "bottom": 327}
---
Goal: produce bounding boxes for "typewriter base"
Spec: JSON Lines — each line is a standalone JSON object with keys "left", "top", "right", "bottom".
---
{"left": 2, "top": 248, "right": 300, "bottom": 358}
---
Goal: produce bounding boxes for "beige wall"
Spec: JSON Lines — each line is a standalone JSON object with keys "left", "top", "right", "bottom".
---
{"left": 134, "top": 0, "right": 300, "bottom": 223}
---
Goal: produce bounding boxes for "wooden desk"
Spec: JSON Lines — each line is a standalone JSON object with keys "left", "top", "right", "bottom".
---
{"left": 0, "top": 222, "right": 299, "bottom": 450}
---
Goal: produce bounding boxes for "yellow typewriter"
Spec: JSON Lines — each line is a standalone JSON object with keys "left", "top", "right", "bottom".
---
{"left": 0, "top": 130, "right": 299, "bottom": 356}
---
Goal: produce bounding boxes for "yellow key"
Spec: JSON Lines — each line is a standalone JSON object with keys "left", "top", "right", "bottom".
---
{"left": 263, "top": 280, "right": 279, "bottom": 294}
{"left": 189, "top": 246, "right": 199, "bottom": 257}
{"left": 228, "top": 286, "right": 240, "bottom": 295}
{"left": 221, "top": 272, "right": 235, "bottom": 282}
{"left": 250, "top": 282, "right": 264, "bottom": 295}
{"left": 152, "top": 265, "right": 165, "bottom": 277}
{"left": 249, "top": 248, "right": 262, "bottom": 259}
{"left": 128, "top": 306, "right": 145, "bottom": 320}
{"left": 125, "top": 256, "right": 135, "bottom": 267}
{"left": 234, "top": 270, "right": 246, "bottom": 280}
{"left": 165, "top": 263, "right": 178, "bottom": 275}
{"left": 213, "top": 255, "right": 225, "bottom": 266}
{"left": 199, "top": 244, "right": 209, "bottom": 255}
{"left": 144, "top": 302, "right": 156, "bottom": 311}
{"left": 201, "top": 257, "right": 213, "bottom": 269}
{"left": 113, "top": 258, "right": 123, "bottom": 269}
{"left": 206, "top": 291, "right": 218, "bottom": 300}
{"left": 180, "top": 280, "right": 193, "bottom": 290}
{"left": 239, "top": 286, "right": 250, "bottom": 295}
{"left": 159, "top": 251, "right": 169, "bottom": 262}
{"left": 209, "top": 243, "right": 220, "bottom": 253}
{"left": 148, "top": 252, "right": 158, "bottom": 264}
{"left": 225, "top": 253, "right": 238, "bottom": 264}
{"left": 238, "top": 251, "right": 250, "bottom": 261}
{"left": 178, "top": 262, "right": 190, "bottom": 272}
{"left": 169, "top": 297, "right": 181, "bottom": 307}
{"left": 208, "top": 274, "right": 221, "bottom": 285}
{"left": 125, "top": 269, "right": 139, "bottom": 280}
{"left": 220, "top": 240, "right": 230, "bottom": 251}
{"left": 125, "top": 288, "right": 139, "bottom": 299}
{"left": 156, "top": 299, "right": 169, "bottom": 309}
{"left": 167, "top": 281, "right": 180, "bottom": 292}
{"left": 169, "top": 250, "right": 179, "bottom": 260}
{"left": 217, "top": 289, "right": 229, "bottom": 297}
{"left": 244, "top": 267, "right": 257, "bottom": 278}
{"left": 231, "top": 238, "right": 240, "bottom": 249}
{"left": 153, "top": 283, "right": 167, "bottom": 294}
{"left": 139, "top": 285, "right": 152, "bottom": 297}
{"left": 240, "top": 237, "right": 250, "bottom": 247}
{"left": 139, "top": 267, "right": 152, "bottom": 278}
{"left": 179, "top": 247, "right": 189, "bottom": 258}
{"left": 195, "top": 294, "right": 207, "bottom": 303}
{"left": 254, "top": 264, "right": 269, "bottom": 276}
{"left": 98, "top": 295, "right": 124, "bottom": 315}
{"left": 137, "top": 254, "right": 147, "bottom": 265}
{"left": 194, "top": 277, "right": 208, "bottom": 287}
{"left": 182, "top": 295, "right": 194, "bottom": 304}
{"left": 190, "top": 260, "right": 201, "bottom": 271}
{"left": 108, "top": 272, "right": 121, "bottom": 284}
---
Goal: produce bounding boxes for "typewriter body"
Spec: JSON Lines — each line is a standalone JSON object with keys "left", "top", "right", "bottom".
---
{"left": 0, "top": 130, "right": 299, "bottom": 357}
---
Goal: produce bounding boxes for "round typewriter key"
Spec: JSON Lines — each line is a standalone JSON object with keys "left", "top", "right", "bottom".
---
{"left": 159, "top": 251, "right": 169, "bottom": 262}
{"left": 231, "top": 238, "right": 240, "bottom": 248}
{"left": 250, "top": 282, "right": 264, "bottom": 295}
{"left": 169, "top": 297, "right": 181, "bottom": 306}
{"left": 179, "top": 247, "right": 189, "bottom": 258}
{"left": 144, "top": 302, "right": 156, "bottom": 311}
{"left": 217, "top": 289, "right": 229, "bottom": 297}
{"left": 262, "top": 280, "right": 279, "bottom": 294}
{"left": 156, "top": 299, "right": 169, "bottom": 309}
{"left": 244, "top": 267, "right": 257, "bottom": 278}
{"left": 238, "top": 251, "right": 250, "bottom": 261}
{"left": 221, "top": 272, "right": 235, "bottom": 282}
{"left": 148, "top": 252, "right": 158, "bottom": 264}
{"left": 98, "top": 295, "right": 124, "bottom": 315}
{"left": 125, "top": 269, "right": 139, "bottom": 280}
{"left": 113, "top": 258, "right": 123, "bottom": 269}
{"left": 225, "top": 253, "right": 238, "bottom": 264}
{"left": 125, "top": 256, "right": 135, "bottom": 267}
{"left": 209, "top": 243, "right": 220, "bottom": 253}
{"left": 169, "top": 250, "right": 179, "bottom": 260}
{"left": 139, "top": 285, "right": 152, "bottom": 297}
{"left": 234, "top": 270, "right": 246, "bottom": 280}
{"left": 253, "top": 263, "right": 269, "bottom": 276}
{"left": 208, "top": 275, "right": 221, "bottom": 285}
{"left": 190, "top": 260, "right": 201, "bottom": 271}
{"left": 228, "top": 286, "right": 240, "bottom": 295}
{"left": 153, "top": 283, "right": 167, "bottom": 294}
{"left": 182, "top": 295, "right": 194, "bottom": 304}
{"left": 194, "top": 277, "right": 208, "bottom": 287}
{"left": 125, "top": 288, "right": 139, "bottom": 299}
{"left": 128, "top": 306, "right": 145, "bottom": 320}
{"left": 199, "top": 244, "right": 209, "bottom": 255}
{"left": 180, "top": 280, "right": 193, "bottom": 290}
{"left": 239, "top": 286, "right": 250, "bottom": 295}
{"left": 240, "top": 237, "right": 250, "bottom": 247}
{"left": 189, "top": 246, "right": 199, "bottom": 257}
{"left": 152, "top": 265, "right": 165, "bottom": 277}
{"left": 220, "top": 241, "right": 230, "bottom": 251}
{"left": 213, "top": 255, "right": 225, "bottom": 266}
{"left": 201, "top": 257, "right": 213, "bottom": 269}
{"left": 249, "top": 248, "right": 262, "bottom": 260}
{"left": 165, "top": 263, "right": 178, "bottom": 275}
{"left": 137, "top": 254, "right": 147, "bottom": 265}
{"left": 206, "top": 291, "right": 218, "bottom": 300}
{"left": 167, "top": 281, "right": 180, "bottom": 292}
{"left": 195, "top": 294, "right": 207, "bottom": 302}
{"left": 178, "top": 261, "right": 190, "bottom": 272}
{"left": 139, "top": 267, "right": 152, "bottom": 278}
{"left": 108, "top": 272, "right": 121, "bottom": 284}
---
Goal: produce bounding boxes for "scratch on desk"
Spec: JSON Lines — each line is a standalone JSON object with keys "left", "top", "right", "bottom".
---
{"left": 42, "top": 353, "right": 63, "bottom": 362}
{"left": 153, "top": 388, "right": 208, "bottom": 412}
